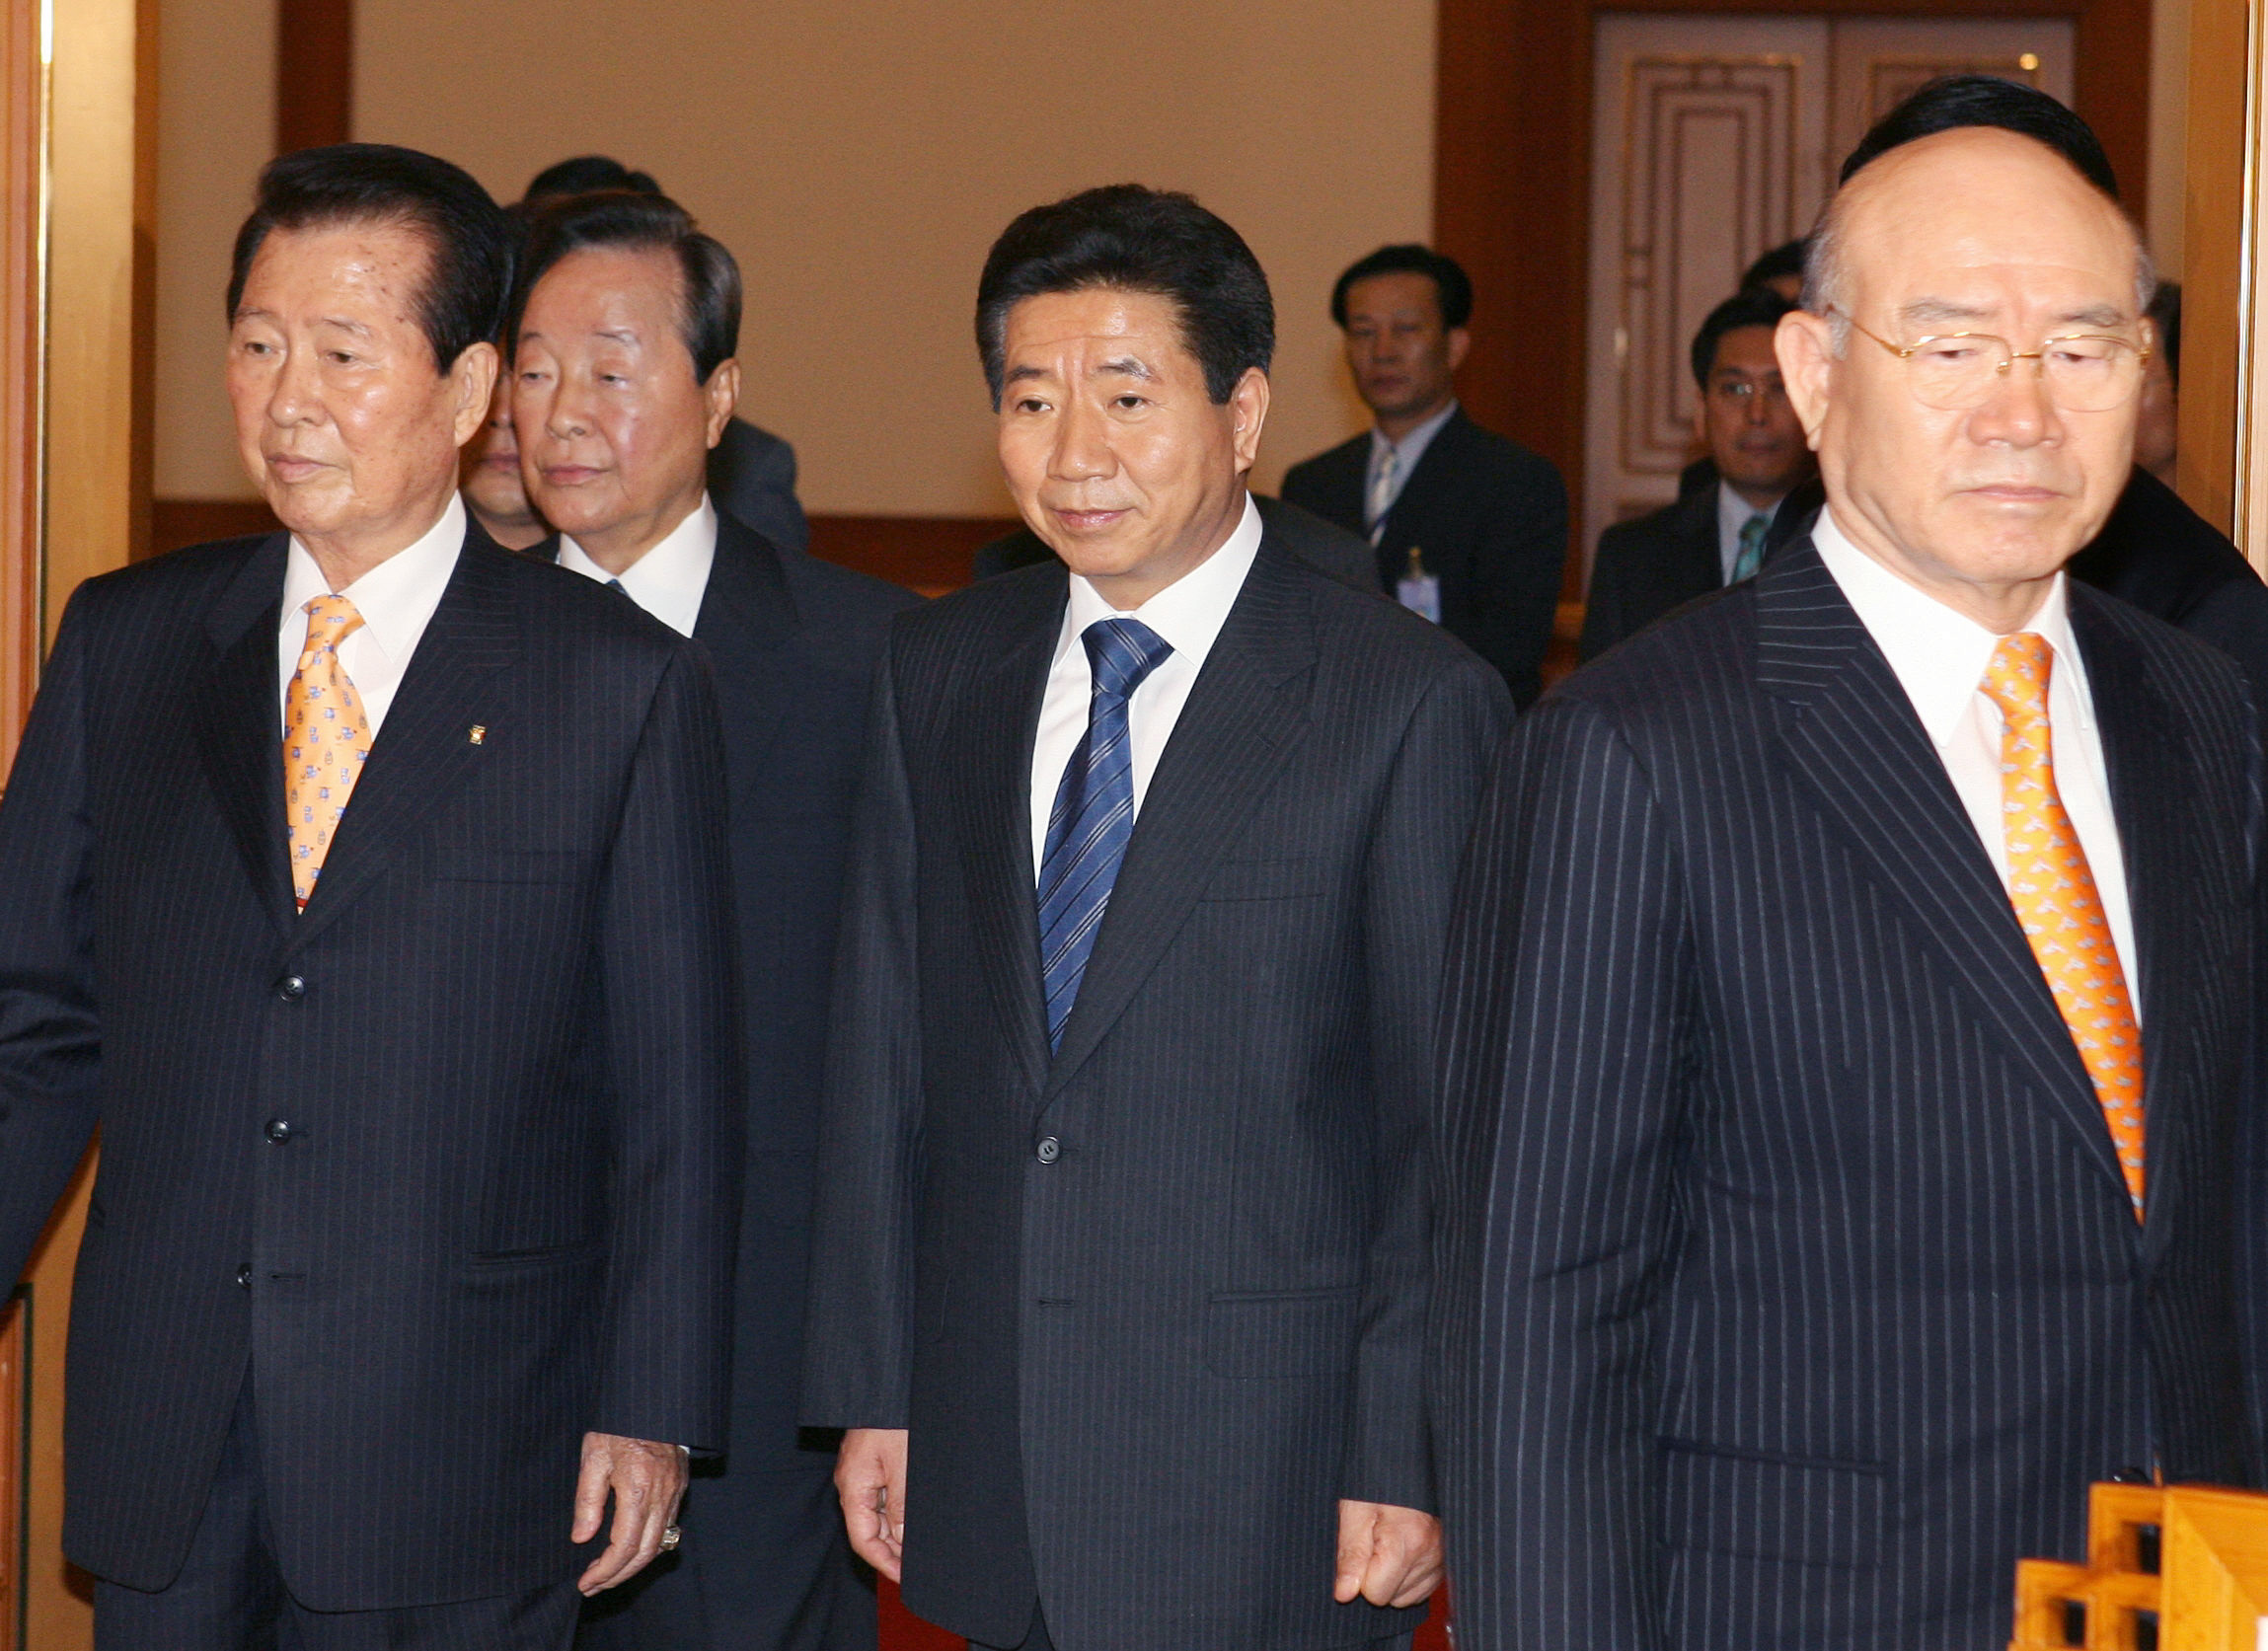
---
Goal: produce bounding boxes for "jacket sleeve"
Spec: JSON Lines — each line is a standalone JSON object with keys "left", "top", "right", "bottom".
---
{"left": 1578, "top": 526, "right": 1632, "bottom": 664}
{"left": 0, "top": 590, "right": 103, "bottom": 1285}
{"left": 801, "top": 644, "right": 923, "bottom": 1429}
{"left": 1342, "top": 655, "right": 1513, "bottom": 1511}
{"left": 1431, "top": 694, "right": 1696, "bottom": 1650}
{"left": 590, "top": 641, "right": 744, "bottom": 1452}
{"left": 1471, "top": 454, "right": 1570, "bottom": 710}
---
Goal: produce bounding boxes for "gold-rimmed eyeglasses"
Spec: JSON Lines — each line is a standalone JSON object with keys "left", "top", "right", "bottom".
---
{"left": 1836, "top": 310, "right": 2151, "bottom": 413}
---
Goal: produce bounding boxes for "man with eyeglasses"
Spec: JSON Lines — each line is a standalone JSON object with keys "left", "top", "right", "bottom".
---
{"left": 1434, "top": 88, "right": 2259, "bottom": 1651}
{"left": 1582, "top": 289, "right": 1814, "bottom": 660}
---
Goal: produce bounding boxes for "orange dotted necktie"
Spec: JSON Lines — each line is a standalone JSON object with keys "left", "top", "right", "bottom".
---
{"left": 1980, "top": 633, "right": 2145, "bottom": 1218}
{"left": 283, "top": 593, "right": 374, "bottom": 911}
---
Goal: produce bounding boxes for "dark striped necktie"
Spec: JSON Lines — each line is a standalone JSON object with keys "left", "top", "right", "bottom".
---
{"left": 1037, "top": 617, "right": 1174, "bottom": 1052}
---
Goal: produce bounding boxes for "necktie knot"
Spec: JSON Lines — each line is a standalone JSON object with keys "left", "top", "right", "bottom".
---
{"left": 299, "top": 593, "right": 366, "bottom": 660}
{"left": 1083, "top": 617, "right": 1173, "bottom": 703}
{"left": 1981, "top": 631, "right": 2055, "bottom": 724}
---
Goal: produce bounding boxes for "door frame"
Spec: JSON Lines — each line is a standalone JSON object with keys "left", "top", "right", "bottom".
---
{"left": 1434, "top": 0, "right": 2151, "bottom": 575}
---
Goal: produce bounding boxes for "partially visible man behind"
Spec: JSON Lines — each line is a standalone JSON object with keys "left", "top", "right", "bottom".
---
{"left": 806, "top": 184, "right": 1508, "bottom": 1651}
{"left": 508, "top": 186, "right": 916, "bottom": 1651}
{"left": 1282, "top": 245, "right": 1567, "bottom": 707}
{"left": 1582, "top": 288, "right": 1813, "bottom": 659}
{"left": 0, "top": 144, "right": 740, "bottom": 1648}
{"left": 1436, "top": 107, "right": 2257, "bottom": 1650}
{"left": 521, "top": 155, "right": 812, "bottom": 557}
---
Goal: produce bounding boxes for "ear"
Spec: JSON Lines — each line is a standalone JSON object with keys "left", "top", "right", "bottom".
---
{"left": 1776, "top": 311, "right": 1836, "bottom": 452}
{"left": 704, "top": 358, "right": 741, "bottom": 448}
{"left": 448, "top": 340, "right": 501, "bottom": 449}
{"left": 1446, "top": 327, "right": 1472, "bottom": 374}
{"left": 1229, "top": 366, "right": 1271, "bottom": 476}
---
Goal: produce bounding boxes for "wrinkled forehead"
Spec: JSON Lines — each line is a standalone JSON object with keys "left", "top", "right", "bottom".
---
{"left": 1003, "top": 286, "right": 1198, "bottom": 377}
{"left": 1837, "top": 130, "right": 2144, "bottom": 324}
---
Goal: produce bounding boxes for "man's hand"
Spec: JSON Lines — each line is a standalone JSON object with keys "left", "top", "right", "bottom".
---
{"left": 1334, "top": 1499, "right": 1444, "bottom": 1609}
{"left": 836, "top": 1427, "right": 909, "bottom": 1581}
{"left": 573, "top": 1432, "right": 690, "bottom": 1596}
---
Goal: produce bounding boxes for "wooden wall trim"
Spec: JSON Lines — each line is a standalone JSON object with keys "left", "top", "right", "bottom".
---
{"left": 0, "top": 0, "right": 45, "bottom": 780}
{"left": 2181, "top": 0, "right": 2247, "bottom": 542}
{"left": 1435, "top": 0, "right": 2153, "bottom": 566}
{"left": 153, "top": 500, "right": 1005, "bottom": 596}
{"left": 276, "top": 0, "right": 353, "bottom": 154}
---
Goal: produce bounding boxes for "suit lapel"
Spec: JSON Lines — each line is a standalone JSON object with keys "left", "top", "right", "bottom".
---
{"left": 1678, "top": 486, "right": 1727, "bottom": 595}
{"left": 692, "top": 517, "right": 800, "bottom": 801}
{"left": 1042, "top": 542, "right": 1318, "bottom": 1100}
{"left": 2068, "top": 588, "right": 2194, "bottom": 1248}
{"left": 288, "top": 530, "right": 521, "bottom": 949}
{"left": 190, "top": 534, "right": 295, "bottom": 938}
{"left": 1757, "top": 544, "right": 2128, "bottom": 1199}
{"left": 950, "top": 570, "right": 1062, "bottom": 1099}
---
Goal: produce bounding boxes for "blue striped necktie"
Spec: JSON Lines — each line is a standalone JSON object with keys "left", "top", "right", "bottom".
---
{"left": 1038, "top": 617, "right": 1174, "bottom": 1052}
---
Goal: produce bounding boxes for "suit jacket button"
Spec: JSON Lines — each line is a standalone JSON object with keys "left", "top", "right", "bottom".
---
{"left": 1035, "top": 1136, "right": 1060, "bottom": 1163}
{"left": 265, "top": 1118, "right": 293, "bottom": 1144}
{"left": 2109, "top": 1465, "right": 2154, "bottom": 1485}
{"left": 235, "top": 1263, "right": 252, "bottom": 1288}
{"left": 275, "top": 975, "right": 306, "bottom": 1002}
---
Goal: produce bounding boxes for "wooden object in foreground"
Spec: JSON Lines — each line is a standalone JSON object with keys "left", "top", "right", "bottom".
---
{"left": 2010, "top": 1482, "right": 2268, "bottom": 1649}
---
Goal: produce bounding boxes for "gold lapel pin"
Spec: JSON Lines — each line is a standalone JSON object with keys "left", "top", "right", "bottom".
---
{"left": 468, "top": 725, "right": 487, "bottom": 745}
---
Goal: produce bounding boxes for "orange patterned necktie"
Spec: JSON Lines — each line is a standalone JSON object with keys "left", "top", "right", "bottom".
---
{"left": 284, "top": 593, "right": 374, "bottom": 911}
{"left": 1980, "top": 632, "right": 2145, "bottom": 1218}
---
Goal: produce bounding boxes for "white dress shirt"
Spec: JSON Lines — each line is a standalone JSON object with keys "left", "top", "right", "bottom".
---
{"left": 276, "top": 493, "right": 466, "bottom": 738}
{"left": 1365, "top": 399, "right": 1458, "bottom": 530}
{"left": 1715, "top": 482, "right": 1781, "bottom": 583}
{"left": 1029, "top": 493, "right": 1265, "bottom": 878}
{"left": 1812, "top": 506, "right": 2139, "bottom": 1014}
{"left": 558, "top": 494, "right": 718, "bottom": 638}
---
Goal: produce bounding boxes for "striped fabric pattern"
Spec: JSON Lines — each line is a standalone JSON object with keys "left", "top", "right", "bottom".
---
{"left": 1036, "top": 617, "right": 1172, "bottom": 1050}
{"left": 1432, "top": 542, "right": 2259, "bottom": 1650}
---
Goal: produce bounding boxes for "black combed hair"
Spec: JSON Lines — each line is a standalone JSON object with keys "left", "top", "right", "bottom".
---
{"left": 510, "top": 189, "right": 741, "bottom": 383}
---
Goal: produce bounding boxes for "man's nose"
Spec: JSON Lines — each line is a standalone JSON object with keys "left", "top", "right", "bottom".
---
{"left": 1049, "top": 402, "right": 1113, "bottom": 480}
{"left": 1968, "top": 359, "right": 2060, "bottom": 447}
{"left": 266, "top": 343, "right": 320, "bottom": 425}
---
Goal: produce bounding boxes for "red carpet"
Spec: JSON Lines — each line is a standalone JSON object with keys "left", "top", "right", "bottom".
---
{"left": 878, "top": 1578, "right": 1452, "bottom": 1649}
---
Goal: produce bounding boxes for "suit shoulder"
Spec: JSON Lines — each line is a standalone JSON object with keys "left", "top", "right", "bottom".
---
{"left": 782, "top": 547, "right": 924, "bottom": 622}
{"left": 1451, "top": 418, "right": 1564, "bottom": 487}
{"left": 491, "top": 545, "right": 697, "bottom": 663}
{"left": 1284, "top": 433, "right": 1368, "bottom": 486}
{"left": 1596, "top": 498, "right": 1683, "bottom": 555}
{"left": 2077, "top": 582, "right": 2255, "bottom": 725}
{"left": 74, "top": 533, "right": 272, "bottom": 608}
{"left": 1301, "top": 559, "right": 1508, "bottom": 701}
{"left": 1550, "top": 580, "right": 1752, "bottom": 726}
{"left": 887, "top": 560, "right": 1054, "bottom": 657}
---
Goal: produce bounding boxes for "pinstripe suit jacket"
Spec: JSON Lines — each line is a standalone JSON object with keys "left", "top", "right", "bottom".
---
{"left": 0, "top": 525, "right": 741, "bottom": 1610}
{"left": 1433, "top": 541, "right": 2259, "bottom": 1650}
{"left": 802, "top": 535, "right": 1511, "bottom": 1650}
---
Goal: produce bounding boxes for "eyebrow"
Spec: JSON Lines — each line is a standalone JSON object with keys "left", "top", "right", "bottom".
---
{"left": 1095, "top": 355, "right": 1156, "bottom": 381}
{"left": 1897, "top": 296, "right": 2132, "bottom": 333}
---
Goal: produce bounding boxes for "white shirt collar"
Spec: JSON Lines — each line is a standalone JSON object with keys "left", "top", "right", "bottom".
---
{"left": 1811, "top": 502, "right": 2091, "bottom": 748}
{"left": 1370, "top": 398, "right": 1459, "bottom": 467}
{"left": 1063, "top": 491, "right": 1263, "bottom": 672}
{"left": 558, "top": 494, "right": 718, "bottom": 638}
{"left": 280, "top": 491, "right": 466, "bottom": 665}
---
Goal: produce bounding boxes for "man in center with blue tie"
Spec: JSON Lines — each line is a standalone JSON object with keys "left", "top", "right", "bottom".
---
{"left": 802, "top": 185, "right": 1510, "bottom": 1651}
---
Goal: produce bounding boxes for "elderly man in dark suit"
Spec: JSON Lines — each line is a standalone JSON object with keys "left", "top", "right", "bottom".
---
{"left": 0, "top": 145, "right": 740, "bottom": 1649}
{"left": 506, "top": 188, "right": 917, "bottom": 1651}
{"left": 1580, "top": 288, "right": 1813, "bottom": 660}
{"left": 803, "top": 185, "right": 1508, "bottom": 1651}
{"left": 1435, "top": 97, "right": 2257, "bottom": 1651}
{"left": 1281, "top": 245, "right": 1567, "bottom": 707}
{"left": 513, "top": 155, "right": 812, "bottom": 557}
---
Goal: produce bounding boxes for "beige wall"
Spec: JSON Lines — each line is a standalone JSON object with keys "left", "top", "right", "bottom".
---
{"left": 149, "top": 0, "right": 1438, "bottom": 512}
{"left": 152, "top": 0, "right": 272, "bottom": 499}
{"left": 354, "top": 0, "right": 1434, "bottom": 514}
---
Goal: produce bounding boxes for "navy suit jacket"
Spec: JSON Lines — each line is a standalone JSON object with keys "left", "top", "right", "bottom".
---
{"left": 709, "top": 416, "right": 810, "bottom": 556}
{"left": 1435, "top": 542, "right": 2259, "bottom": 1649}
{"left": 1282, "top": 409, "right": 1568, "bottom": 707}
{"left": 1579, "top": 485, "right": 1723, "bottom": 663}
{"left": 804, "top": 537, "right": 1510, "bottom": 1650}
{"left": 0, "top": 523, "right": 741, "bottom": 1610}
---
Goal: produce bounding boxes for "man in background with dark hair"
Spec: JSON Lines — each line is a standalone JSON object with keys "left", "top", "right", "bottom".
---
{"left": 0, "top": 143, "right": 739, "bottom": 1649}
{"left": 507, "top": 186, "right": 914, "bottom": 1651}
{"left": 518, "top": 154, "right": 810, "bottom": 557}
{"left": 1583, "top": 289, "right": 1812, "bottom": 659}
{"left": 1282, "top": 244, "right": 1568, "bottom": 707}
{"left": 1741, "top": 239, "right": 1807, "bottom": 302}
{"left": 804, "top": 184, "right": 1507, "bottom": 1651}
